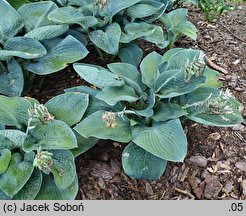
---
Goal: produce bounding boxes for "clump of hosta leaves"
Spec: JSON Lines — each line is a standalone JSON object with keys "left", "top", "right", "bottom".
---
{"left": 1, "top": 0, "right": 198, "bottom": 96}
{"left": 18, "top": 0, "right": 197, "bottom": 66}
{"left": 30, "top": 0, "right": 170, "bottom": 63}
{"left": 0, "top": 0, "right": 88, "bottom": 97}
{"left": 70, "top": 48, "right": 243, "bottom": 180}
{"left": 0, "top": 92, "right": 93, "bottom": 200}
{"left": 159, "top": 8, "right": 197, "bottom": 49}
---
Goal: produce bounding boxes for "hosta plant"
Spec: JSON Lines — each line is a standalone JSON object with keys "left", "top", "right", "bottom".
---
{"left": 160, "top": 8, "right": 197, "bottom": 49}
{"left": 0, "top": 92, "right": 92, "bottom": 200}
{"left": 40, "top": 0, "right": 170, "bottom": 64}
{"left": 18, "top": 0, "right": 198, "bottom": 67}
{"left": 70, "top": 48, "right": 243, "bottom": 180}
{"left": 0, "top": 0, "right": 88, "bottom": 97}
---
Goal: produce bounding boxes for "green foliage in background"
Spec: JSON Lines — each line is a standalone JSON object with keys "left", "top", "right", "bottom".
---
{"left": 198, "top": 0, "right": 235, "bottom": 22}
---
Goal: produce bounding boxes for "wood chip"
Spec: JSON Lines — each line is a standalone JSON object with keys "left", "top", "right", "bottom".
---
{"left": 180, "top": 166, "right": 190, "bottom": 182}
{"left": 175, "top": 187, "right": 195, "bottom": 199}
{"left": 208, "top": 132, "right": 221, "bottom": 141}
{"left": 206, "top": 57, "right": 229, "bottom": 74}
{"left": 145, "top": 182, "right": 154, "bottom": 196}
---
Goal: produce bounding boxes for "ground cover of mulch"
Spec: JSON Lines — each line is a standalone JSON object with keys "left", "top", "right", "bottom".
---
{"left": 29, "top": 3, "right": 246, "bottom": 200}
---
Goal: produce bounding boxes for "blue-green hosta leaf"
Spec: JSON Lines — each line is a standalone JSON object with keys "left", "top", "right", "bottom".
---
{"left": 152, "top": 102, "right": 187, "bottom": 122}
{"left": 23, "top": 120, "right": 77, "bottom": 152}
{"left": 120, "top": 22, "right": 155, "bottom": 43}
{"left": 140, "top": 0, "right": 169, "bottom": 22}
{"left": 160, "top": 8, "right": 197, "bottom": 41}
{"left": 175, "top": 22, "right": 197, "bottom": 40}
{"left": 0, "top": 130, "right": 27, "bottom": 147}
{"left": 0, "top": 149, "right": 11, "bottom": 175}
{"left": 56, "top": 0, "right": 68, "bottom": 6}
{"left": 0, "top": 189, "right": 10, "bottom": 200}
{"left": 143, "top": 24, "right": 168, "bottom": 48}
{"left": 0, "top": 58, "right": 24, "bottom": 96}
{"left": 0, "top": 135, "right": 17, "bottom": 151}
{"left": 101, "top": 0, "right": 141, "bottom": 18}
{"left": 35, "top": 174, "right": 78, "bottom": 200}
{"left": 73, "top": 63, "right": 124, "bottom": 89}
{"left": 107, "top": 63, "right": 140, "bottom": 83}
{"left": 160, "top": 8, "right": 187, "bottom": 29}
{"left": 119, "top": 43, "right": 143, "bottom": 67}
{"left": 160, "top": 49, "right": 218, "bottom": 92}
{"left": 45, "top": 92, "right": 89, "bottom": 126}
{"left": 0, "top": 37, "right": 47, "bottom": 60}
{"left": 140, "top": 51, "right": 162, "bottom": 89}
{"left": 74, "top": 16, "right": 99, "bottom": 29}
{"left": 74, "top": 110, "right": 132, "bottom": 143}
{"left": 25, "top": 35, "right": 88, "bottom": 75}
{"left": 181, "top": 87, "right": 243, "bottom": 127}
{"left": 160, "top": 47, "right": 184, "bottom": 63}
{"left": 127, "top": 3, "right": 160, "bottom": 20}
{"left": 80, "top": 2, "right": 96, "bottom": 15}
{"left": 0, "top": 123, "right": 4, "bottom": 130}
{"left": 50, "top": 150, "right": 76, "bottom": 189}
{"left": 62, "top": 29, "right": 87, "bottom": 46}
{"left": 203, "top": 67, "right": 222, "bottom": 88}
{"left": 107, "top": 63, "right": 145, "bottom": 94}
{"left": 25, "top": 97, "right": 40, "bottom": 106}
{"left": 39, "top": 38, "right": 63, "bottom": 52}
{"left": 24, "top": 25, "right": 69, "bottom": 41}
{"left": 65, "top": 86, "right": 123, "bottom": 117}
{"left": 48, "top": 6, "right": 85, "bottom": 23}
{"left": 127, "top": 1, "right": 165, "bottom": 21}
{"left": 96, "top": 85, "right": 138, "bottom": 106}
{"left": 180, "top": 87, "right": 222, "bottom": 111}
{"left": 122, "top": 142, "right": 167, "bottom": 179}
{"left": 132, "top": 119, "right": 187, "bottom": 162}
{"left": 48, "top": 6, "right": 98, "bottom": 29}
{"left": 13, "top": 169, "right": 42, "bottom": 200}
{"left": 0, "top": 95, "right": 32, "bottom": 127}
{"left": 69, "top": 0, "right": 94, "bottom": 6}
{"left": 0, "top": 152, "right": 34, "bottom": 197}
{"left": 155, "top": 69, "right": 206, "bottom": 98}
{"left": 166, "top": 0, "right": 177, "bottom": 10}
{"left": 161, "top": 48, "right": 205, "bottom": 70}
{"left": 0, "top": 0, "right": 24, "bottom": 44}
{"left": 17, "top": 1, "right": 58, "bottom": 31}
{"left": 89, "top": 23, "right": 121, "bottom": 55}
{"left": 71, "top": 130, "right": 98, "bottom": 157}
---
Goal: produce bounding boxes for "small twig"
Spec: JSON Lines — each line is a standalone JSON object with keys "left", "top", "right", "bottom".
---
{"left": 206, "top": 56, "right": 229, "bottom": 74}
{"left": 160, "top": 190, "right": 166, "bottom": 200}
{"left": 179, "top": 166, "right": 190, "bottom": 182}
{"left": 174, "top": 187, "right": 195, "bottom": 199}
{"left": 210, "top": 39, "right": 224, "bottom": 44}
{"left": 219, "top": 142, "right": 225, "bottom": 153}
{"left": 121, "top": 185, "right": 146, "bottom": 194}
{"left": 148, "top": 195, "right": 158, "bottom": 200}
{"left": 234, "top": 131, "right": 245, "bottom": 142}
{"left": 220, "top": 22, "right": 246, "bottom": 44}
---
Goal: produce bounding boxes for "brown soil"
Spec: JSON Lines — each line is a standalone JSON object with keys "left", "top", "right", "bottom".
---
{"left": 28, "top": 3, "right": 246, "bottom": 200}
